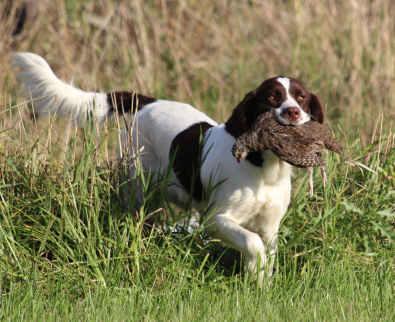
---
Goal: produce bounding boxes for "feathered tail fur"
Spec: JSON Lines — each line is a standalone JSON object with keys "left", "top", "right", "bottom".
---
{"left": 12, "top": 52, "right": 110, "bottom": 124}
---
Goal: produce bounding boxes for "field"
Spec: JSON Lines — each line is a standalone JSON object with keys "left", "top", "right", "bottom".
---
{"left": 0, "top": 1, "right": 394, "bottom": 321}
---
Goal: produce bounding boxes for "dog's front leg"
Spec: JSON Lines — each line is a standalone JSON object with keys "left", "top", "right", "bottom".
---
{"left": 263, "top": 236, "right": 277, "bottom": 278}
{"left": 208, "top": 214, "right": 266, "bottom": 285}
{"left": 256, "top": 205, "right": 286, "bottom": 279}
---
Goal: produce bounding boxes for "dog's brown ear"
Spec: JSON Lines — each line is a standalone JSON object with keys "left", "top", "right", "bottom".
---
{"left": 225, "top": 91, "right": 258, "bottom": 138}
{"left": 309, "top": 94, "right": 324, "bottom": 123}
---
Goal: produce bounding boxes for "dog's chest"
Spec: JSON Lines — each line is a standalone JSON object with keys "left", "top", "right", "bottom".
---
{"left": 226, "top": 163, "right": 291, "bottom": 226}
{"left": 201, "top": 126, "right": 292, "bottom": 224}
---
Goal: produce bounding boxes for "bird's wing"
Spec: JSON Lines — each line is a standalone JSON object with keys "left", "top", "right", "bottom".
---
{"left": 268, "top": 139, "right": 325, "bottom": 167}
{"left": 324, "top": 139, "right": 342, "bottom": 154}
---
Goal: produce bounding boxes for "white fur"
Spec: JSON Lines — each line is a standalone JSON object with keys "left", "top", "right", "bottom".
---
{"left": 127, "top": 109, "right": 292, "bottom": 283}
{"left": 12, "top": 52, "right": 109, "bottom": 124}
{"left": 13, "top": 53, "right": 295, "bottom": 284}
{"left": 201, "top": 127, "right": 291, "bottom": 279}
{"left": 276, "top": 77, "right": 311, "bottom": 125}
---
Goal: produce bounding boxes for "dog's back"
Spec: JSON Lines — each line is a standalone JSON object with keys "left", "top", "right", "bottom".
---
{"left": 12, "top": 52, "right": 217, "bottom": 206}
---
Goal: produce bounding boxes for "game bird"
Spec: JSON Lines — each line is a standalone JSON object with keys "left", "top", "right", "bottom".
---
{"left": 232, "top": 111, "right": 342, "bottom": 195}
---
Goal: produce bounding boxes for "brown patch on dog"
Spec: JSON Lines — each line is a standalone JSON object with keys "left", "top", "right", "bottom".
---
{"left": 225, "top": 77, "right": 287, "bottom": 138}
{"left": 170, "top": 122, "right": 213, "bottom": 202}
{"left": 107, "top": 91, "right": 156, "bottom": 114}
{"left": 245, "top": 151, "right": 264, "bottom": 167}
{"left": 308, "top": 94, "right": 324, "bottom": 123}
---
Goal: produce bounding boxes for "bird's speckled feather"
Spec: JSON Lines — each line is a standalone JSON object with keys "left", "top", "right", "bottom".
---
{"left": 232, "top": 111, "right": 342, "bottom": 167}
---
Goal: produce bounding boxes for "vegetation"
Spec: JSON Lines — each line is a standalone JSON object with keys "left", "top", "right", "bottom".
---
{"left": 0, "top": 1, "right": 394, "bottom": 321}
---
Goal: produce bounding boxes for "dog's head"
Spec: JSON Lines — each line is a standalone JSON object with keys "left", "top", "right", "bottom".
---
{"left": 225, "top": 76, "right": 324, "bottom": 137}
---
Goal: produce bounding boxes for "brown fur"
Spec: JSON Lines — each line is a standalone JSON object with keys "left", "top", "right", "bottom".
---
{"left": 107, "top": 91, "right": 156, "bottom": 114}
{"left": 170, "top": 122, "right": 213, "bottom": 202}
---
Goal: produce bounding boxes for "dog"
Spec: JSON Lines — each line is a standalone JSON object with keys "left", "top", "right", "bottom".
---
{"left": 12, "top": 52, "right": 324, "bottom": 283}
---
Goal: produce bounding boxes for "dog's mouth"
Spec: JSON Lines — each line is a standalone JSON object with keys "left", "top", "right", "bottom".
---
{"left": 276, "top": 116, "right": 303, "bottom": 126}
{"left": 274, "top": 108, "right": 310, "bottom": 126}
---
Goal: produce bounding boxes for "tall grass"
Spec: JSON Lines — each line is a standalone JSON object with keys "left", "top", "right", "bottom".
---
{"left": 1, "top": 1, "right": 395, "bottom": 130}
{"left": 0, "top": 1, "right": 394, "bottom": 320}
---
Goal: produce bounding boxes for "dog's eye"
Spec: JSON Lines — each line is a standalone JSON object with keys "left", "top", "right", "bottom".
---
{"left": 267, "top": 92, "right": 279, "bottom": 102}
{"left": 296, "top": 95, "right": 305, "bottom": 103}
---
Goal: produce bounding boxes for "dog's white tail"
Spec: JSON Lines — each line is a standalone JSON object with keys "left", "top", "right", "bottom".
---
{"left": 12, "top": 52, "right": 110, "bottom": 124}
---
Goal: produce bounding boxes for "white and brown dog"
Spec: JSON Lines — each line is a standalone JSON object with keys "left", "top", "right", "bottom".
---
{"left": 13, "top": 52, "right": 324, "bottom": 283}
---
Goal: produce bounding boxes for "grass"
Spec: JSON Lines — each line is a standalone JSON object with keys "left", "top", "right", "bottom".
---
{"left": 0, "top": 1, "right": 394, "bottom": 321}
{"left": 2, "top": 262, "right": 393, "bottom": 321}
{"left": 0, "top": 109, "right": 393, "bottom": 322}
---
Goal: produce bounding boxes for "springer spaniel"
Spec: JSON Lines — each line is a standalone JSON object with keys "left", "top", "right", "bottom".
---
{"left": 13, "top": 53, "right": 324, "bottom": 283}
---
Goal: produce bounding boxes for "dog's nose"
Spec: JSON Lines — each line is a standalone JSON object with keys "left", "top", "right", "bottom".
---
{"left": 281, "top": 107, "right": 300, "bottom": 121}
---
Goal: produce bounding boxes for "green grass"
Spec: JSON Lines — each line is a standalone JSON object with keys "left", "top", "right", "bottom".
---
{"left": 2, "top": 261, "right": 393, "bottom": 321}
{"left": 0, "top": 125, "right": 393, "bottom": 321}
